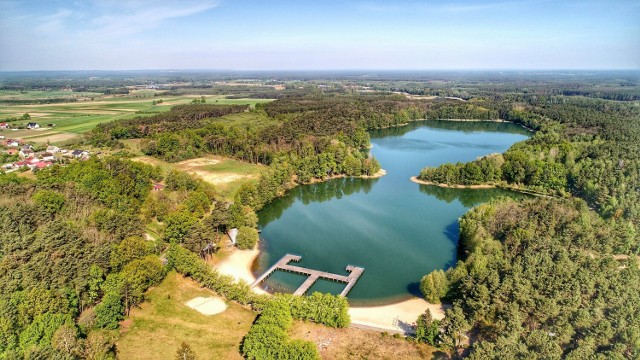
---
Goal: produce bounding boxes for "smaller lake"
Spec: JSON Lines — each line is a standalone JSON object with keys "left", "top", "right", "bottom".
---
{"left": 256, "top": 121, "right": 530, "bottom": 305}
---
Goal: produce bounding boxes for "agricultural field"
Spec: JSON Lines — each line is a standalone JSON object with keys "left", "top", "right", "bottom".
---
{"left": 116, "top": 272, "right": 256, "bottom": 360}
{"left": 0, "top": 90, "right": 274, "bottom": 146}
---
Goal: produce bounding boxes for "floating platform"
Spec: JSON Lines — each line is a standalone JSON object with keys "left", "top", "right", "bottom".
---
{"left": 251, "top": 254, "right": 364, "bottom": 297}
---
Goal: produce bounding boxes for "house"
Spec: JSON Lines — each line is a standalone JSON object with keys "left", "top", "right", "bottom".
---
{"left": 26, "top": 123, "right": 40, "bottom": 129}
{"left": 21, "top": 144, "right": 34, "bottom": 151}
{"left": 34, "top": 161, "right": 53, "bottom": 169}
{"left": 19, "top": 149, "right": 34, "bottom": 158}
{"left": 153, "top": 183, "right": 165, "bottom": 191}
{"left": 5, "top": 148, "right": 17, "bottom": 156}
{"left": 46, "top": 145, "right": 60, "bottom": 153}
{"left": 0, "top": 122, "right": 8, "bottom": 129}
{"left": 41, "top": 152, "right": 55, "bottom": 161}
{"left": 71, "top": 150, "right": 83, "bottom": 158}
{"left": 3, "top": 163, "right": 14, "bottom": 170}
{"left": 7, "top": 140, "right": 20, "bottom": 147}
{"left": 0, "top": 136, "right": 5, "bottom": 140}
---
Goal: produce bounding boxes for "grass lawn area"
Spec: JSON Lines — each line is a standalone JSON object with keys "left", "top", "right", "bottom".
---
{"left": 116, "top": 272, "right": 256, "bottom": 360}
{"left": 132, "top": 155, "right": 263, "bottom": 200}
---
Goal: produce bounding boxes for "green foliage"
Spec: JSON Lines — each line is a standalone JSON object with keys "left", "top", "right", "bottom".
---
{"left": 94, "top": 293, "right": 124, "bottom": 330}
{"left": 415, "top": 309, "right": 440, "bottom": 345}
{"left": 18, "top": 313, "right": 73, "bottom": 352}
{"left": 420, "top": 269, "right": 448, "bottom": 304}
{"left": 164, "top": 211, "right": 198, "bottom": 244}
{"left": 32, "top": 190, "right": 66, "bottom": 216}
{"left": 242, "top": 298, "right": 319, "bottom": 360}
{"left": 448, "top": 199, "right": 640, "bottom": 357}
{"left": 236, "top": 226, "right": 258, "bottom": 250}
{"left": 110, "top": 236, "right": 153, "bottom": 271}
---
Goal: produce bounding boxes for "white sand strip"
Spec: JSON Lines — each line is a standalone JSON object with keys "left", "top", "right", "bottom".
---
{"left": 185, "top": 296, "right": 227, "bottom": 315}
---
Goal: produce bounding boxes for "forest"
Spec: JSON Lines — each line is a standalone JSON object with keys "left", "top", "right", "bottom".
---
{"left": 1, "top": 72, "right": 639, "bottom": 358}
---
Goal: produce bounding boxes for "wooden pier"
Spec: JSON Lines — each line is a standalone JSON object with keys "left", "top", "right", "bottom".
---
{"left": 251, "top": 254, "right": 364, "bottom": 297}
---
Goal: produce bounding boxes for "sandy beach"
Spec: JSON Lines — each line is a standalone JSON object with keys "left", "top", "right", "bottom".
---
{"left": 214, "top": 246, "right": 268, "bottom": 295}
{"left": 214, "top": 246, "right": 446, "bottom": 331}
{"left": 349, "top": 298, "right": 447, "bottom": 333}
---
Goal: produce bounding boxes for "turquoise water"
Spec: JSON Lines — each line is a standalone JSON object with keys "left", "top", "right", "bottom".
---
{"left": 256, "top": 120, "right": 530, "bottom": 305}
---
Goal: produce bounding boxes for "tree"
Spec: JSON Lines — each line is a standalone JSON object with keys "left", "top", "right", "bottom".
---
{"left": 420, "top": 269, "right": 448, "bottom": 303}
{"left": 175, "top": 342, "right": 197, "bottom": 360}
{"left": 236, "top": 226, "right": 258, "bottom": 250}
{"left": 33, "top": 190, "right": 66, "bottom": 216}
{"left": 415, "top": 309, "right": 440, "bottom": 345}
{"left": 52, "top": 323, "right": 80, "bottom": 356}
{"left": 164, "top": 211, "right": 198, "bottom": 244}
{"left": 110, "top": 236, "right": 152, "bottom": 271}
{"left": 94, "top": 292, "right": 124, "bottom": 329}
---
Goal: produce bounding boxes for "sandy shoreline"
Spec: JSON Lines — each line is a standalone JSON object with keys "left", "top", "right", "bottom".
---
{"left": 213, "top": 245, "right": 445, "bottom": 332}
{"left": 410, "top": 176, "right": 496, "bottom": 189}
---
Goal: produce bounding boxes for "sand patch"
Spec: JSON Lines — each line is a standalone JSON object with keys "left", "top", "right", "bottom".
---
{"left": 192, "top": 171, "right": 248, "bottom": 185}
{"left": 215, "top": 246, "right": 268, "bottom": 295}
{"left": 185, "top": 296, "right": 227, "bottom": 316}
{"left": 349, "top": 298, "right": 448, "bottom": 334}
{"left": 178, "top": 158, "right": 221, "bottom": 168}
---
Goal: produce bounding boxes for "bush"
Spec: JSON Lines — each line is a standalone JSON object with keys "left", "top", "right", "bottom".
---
{"left": 236, "top": 226, "right": 258, "bottom": 250}
{"left": 420, "top": 269, "right": 448, "bottom": 303}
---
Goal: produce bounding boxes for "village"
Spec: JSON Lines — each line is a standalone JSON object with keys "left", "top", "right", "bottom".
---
{"left": 1, "top": 121, "right": 90, "bottom": 173}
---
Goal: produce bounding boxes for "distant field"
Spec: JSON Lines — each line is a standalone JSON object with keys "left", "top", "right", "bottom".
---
{"left": 116, "top": 272, "right": 255, "bottom": 360}
{"left": 0, "top": 91, "right": 274, "bottom": 145}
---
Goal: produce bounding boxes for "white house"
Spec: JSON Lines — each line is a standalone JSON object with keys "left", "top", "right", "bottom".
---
{"left": 26, "top": 123, "right": 40, "bottom": 129}
{"left": 46, "top": 145, "right": 60, "bottom": 153}
{"left": 41, "top": 152, "right": 55, "bottom": 161}
{"left": 19, "top": 149, "right": 34, "bottom": 158}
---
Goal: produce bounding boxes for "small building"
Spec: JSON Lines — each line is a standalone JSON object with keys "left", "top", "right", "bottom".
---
{"left": 7, "top": 140, "right": 20, "bottom": 147}
{"left": 21, "top": 144, "right": 34, "bottom": 151}
{"left": 41, "top": 152, "right": 55, "bottom": 161}
{"left": 0, "top": 122, "right": 8, "bottom": 129}
{"left": 5, "top": 148, "right": 17, "bottom": 156}
{"left": 228, "top": 228, "right": 239, "bottom": 244}
{"left": 19, "top": 149, "right": 34, "bottom": 158}
{"left": 46, "top": 145, "right": 60, "bottom": 153}
{"left": 153, "top": 183, "right": 165, "bottom": 191}
{"left": 34, "top": 161, "right": 53, "bottom": 169}
{"left": 71, "top": 150, "right": 89, "bottom": 158}
{"left": 26, "top": 123, "right": 40, "bottom": 129}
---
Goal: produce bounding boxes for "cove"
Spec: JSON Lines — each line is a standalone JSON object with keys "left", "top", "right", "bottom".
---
{"left": 256, "top": 120, "right": 530, "bottom": 306}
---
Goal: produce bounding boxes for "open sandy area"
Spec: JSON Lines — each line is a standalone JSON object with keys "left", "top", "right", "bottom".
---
{"left": 349, "top": 298, "right": 447, "bottom": 333}
{"left": 185, "top": 296, "right": 227, "bottom": 315}
{"left": 214, "top": 246, "right": 268, "bottom": 295}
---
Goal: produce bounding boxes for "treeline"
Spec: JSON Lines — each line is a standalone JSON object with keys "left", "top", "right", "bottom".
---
{"left": 419, "top": 199, "right": 640, "bottom": 358}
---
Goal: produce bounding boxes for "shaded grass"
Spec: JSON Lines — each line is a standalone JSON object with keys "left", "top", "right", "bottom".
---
{"left": 116, "top": 272, "right": 256, "bottom": 360}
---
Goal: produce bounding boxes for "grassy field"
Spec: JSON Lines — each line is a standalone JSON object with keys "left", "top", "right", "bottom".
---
{"left": 290, "top": 321, "right": 437, "bottom": 359}
{"left": 116, "top": 272, "right": 256, "bottom": 360}
{"left": 118, "top": 272, "right": 436, "bottom": 360}
{"left": 0, "top": 91, "right": 274, "bottom": 146}
{"left": 129, "top": 153, "right": 264, "bottom": 200}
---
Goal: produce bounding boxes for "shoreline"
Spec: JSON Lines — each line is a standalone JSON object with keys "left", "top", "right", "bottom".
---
{"left": 410, "top": 176, "right": 496, "bottom": 189}
{"left": 410, "top": 176, "right": 555, "bottom": 197}
{"left": 303, "top": 168, "right": 387, "bottom": 184}
{"left": 214, "top": 244, "right": 446, "bottom": 332}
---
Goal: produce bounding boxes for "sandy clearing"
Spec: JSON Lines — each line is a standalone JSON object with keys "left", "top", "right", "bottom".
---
{"left": 185, "top": 296, "right": 227, "bottom": 316}
{"left": 192, "top": 171, "right": 249, "bottom": 185}
{"left": 178, "top": 158, "right": 221, "bottom": 168}
{"left": 214, "top": 246, "right": 268, "bottom": 295}
{"left": 349, "top": 299, "right": 447, "bottom": 333}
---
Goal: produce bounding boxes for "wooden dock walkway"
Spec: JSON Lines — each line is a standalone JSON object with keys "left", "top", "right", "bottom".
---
{"left": 251, "top": 254, "right": 364, "bottom": 297}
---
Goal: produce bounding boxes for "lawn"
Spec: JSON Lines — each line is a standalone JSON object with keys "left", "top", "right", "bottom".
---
{"left": 116, "top": 272, "right": 256, "bottom": 360}
{"left": 131, "top": 155, "right": 263, "bottom": 200}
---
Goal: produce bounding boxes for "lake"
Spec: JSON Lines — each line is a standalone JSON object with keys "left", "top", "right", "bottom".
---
{"left": 256, "top": 120, "right": 530, "bottom": 305}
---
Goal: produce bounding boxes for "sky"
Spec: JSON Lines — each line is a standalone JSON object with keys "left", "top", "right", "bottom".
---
{"left": 0, "top": 0, "right": 638, "bottom": 71}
